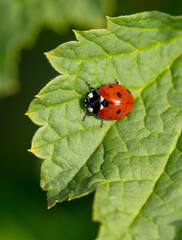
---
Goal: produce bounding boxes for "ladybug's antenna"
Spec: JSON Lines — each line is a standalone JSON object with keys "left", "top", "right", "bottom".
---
{"left": 86, "top": 82, "right": 99, "bottom": 94}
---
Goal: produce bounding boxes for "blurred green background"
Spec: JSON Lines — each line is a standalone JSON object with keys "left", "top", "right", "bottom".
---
{"left": 0, "top": 0, "right": 182, "bottom": 239}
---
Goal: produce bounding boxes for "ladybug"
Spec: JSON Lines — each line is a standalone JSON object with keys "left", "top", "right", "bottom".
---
{"left": 83, "top": 79, "right": 134, "bottom": 126}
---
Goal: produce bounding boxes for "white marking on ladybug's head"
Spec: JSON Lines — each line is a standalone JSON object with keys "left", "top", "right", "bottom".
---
{"left": 88, "top": 107, "right": 93, "bottom": 112}
{"left": 88, "top": 92, "right": 93, "bottom": 98}
{"left": 100, "top": 96, "right": 104, "bottom": 101}
{"left": 100, "top": 105, "right": 104, "bottom": 110}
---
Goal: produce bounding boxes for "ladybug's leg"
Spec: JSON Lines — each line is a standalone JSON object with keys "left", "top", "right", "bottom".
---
{"left": 82, "top": 112, "right": 87, "bottom": 121}
{"left": 101, "top": 119, "right": 104, "bottom": 127}
{"left": 83, "top": 112, "right": 96, "bottom": 121}
{"left": 86, "top": 82, "right": 99, "bottom": 94}
{"left": 115, "top": 79, "right": 120, "bottom": 85}
{"left": 97, "top": 115, "right": 104, "bottom": 127}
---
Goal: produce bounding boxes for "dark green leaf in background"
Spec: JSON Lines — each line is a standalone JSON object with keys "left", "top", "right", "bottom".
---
{"left": 0, "top": 0, "right": 115, "bottom": 98}
{"left": 27, "top": 11, "right": 182, "bottom": 239}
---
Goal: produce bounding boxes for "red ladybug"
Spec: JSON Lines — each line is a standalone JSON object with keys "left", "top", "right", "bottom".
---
{"left": 83, "top": 79, "right": 134, "bottom": 126}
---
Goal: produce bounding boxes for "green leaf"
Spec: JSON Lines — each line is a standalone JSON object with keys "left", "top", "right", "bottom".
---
{"left": 27, "top": 11, "right": 182, "bottom": 239}
{"left": 0, "top": 0, "right": 115, "bottom": 98}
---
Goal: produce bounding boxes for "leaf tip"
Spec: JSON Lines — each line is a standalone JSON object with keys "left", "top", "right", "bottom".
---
{"left": 72, "top": 29, "right": 81, "bottom": 40}
{"left": 72, "top": 29, "right": 77, "bottom": 34}
{"left": 92, "top": 216, "right": 98, "bottom": 222}
{"left": 44, "top": 51, "right": 51, "bottom": 60}
{"left": 47, "top": 205, "right": 52, "bottom": 210}
{"left": 48, "top": 199, "right": 57, "bottom": 209}
{"left": 106, "top": 15, "right": 111, "bottom": 22}
{"left": 35, "top": 94, "right": 41, "bottom": 98}
{"left": 28, "top": 148, "right": 34, "bottom": 153}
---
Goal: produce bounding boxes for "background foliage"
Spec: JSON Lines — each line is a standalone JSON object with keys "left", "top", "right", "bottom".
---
{"left": 1, "top": 0, "right": 182, "bottom": 240}
{"left": 0, "top": 0, "right": 115, "bottom": 98}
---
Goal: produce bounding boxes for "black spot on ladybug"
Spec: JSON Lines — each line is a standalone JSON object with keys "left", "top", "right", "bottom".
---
{"left": 109, "top": 85, "right": 113, "bottom": 88}
{"left": 116, "top": 109, "right": 121, "bottom": 114}
{"left": 127, "top": 89, "right": 131, "bottom": 94}
{"left": 102, "top": 99, "right": 109, "bottom": 107}
{"left": 117, "top": 92, "right": 122, "bottom": 98}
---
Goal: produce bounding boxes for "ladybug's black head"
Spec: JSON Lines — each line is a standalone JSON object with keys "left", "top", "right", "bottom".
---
{"left": 84, "top": 90, "right": 101, "bottom": 114}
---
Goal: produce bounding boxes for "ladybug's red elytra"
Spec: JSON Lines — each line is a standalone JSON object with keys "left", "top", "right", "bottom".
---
{"left": 83, "top": 79, "right": 134, "bottom": 126}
